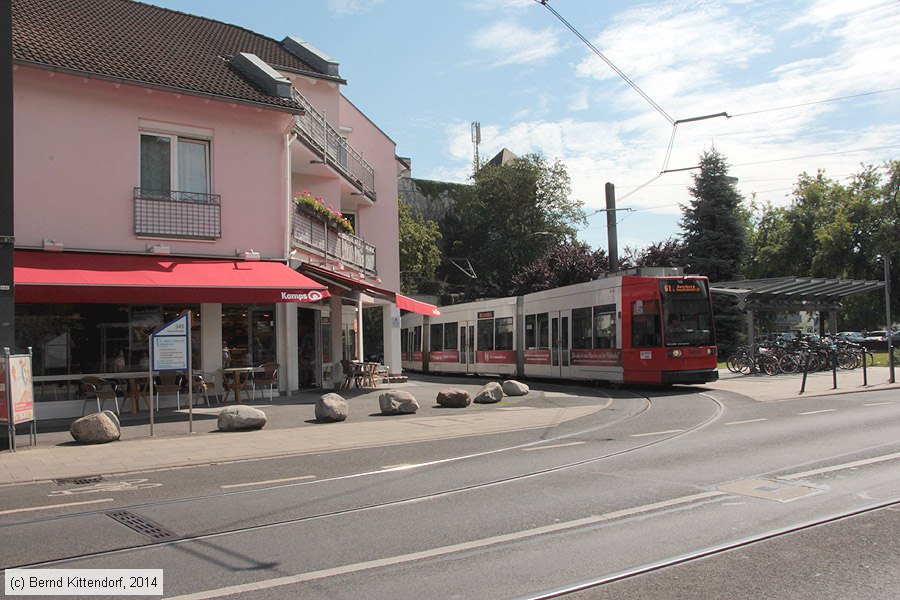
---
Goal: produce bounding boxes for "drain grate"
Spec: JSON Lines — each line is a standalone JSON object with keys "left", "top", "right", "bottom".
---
{"left": 54, "top": 475, "right": 104, "bottom": 486}
{"left": 107, "top": 510, "right": 178, "bottom": 541}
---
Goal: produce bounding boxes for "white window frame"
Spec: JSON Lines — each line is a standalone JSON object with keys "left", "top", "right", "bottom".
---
{"left": 138, "top": 121, "right": 213, "bottom": 201}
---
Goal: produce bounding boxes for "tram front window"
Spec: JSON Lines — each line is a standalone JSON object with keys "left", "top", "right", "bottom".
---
{"left": 663, "top": 299, "right": 713, "bottom": 346}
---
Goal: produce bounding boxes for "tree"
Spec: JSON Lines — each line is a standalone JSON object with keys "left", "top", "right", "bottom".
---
{"left": 745, "top": 161, "right": 900, "bottom": 330}
{"left": 680, "top": 148, "right": 747, "bottom": 282}
{"left": 621, "top": 237, "right": 683, "bottom": 269}
{"left": 398, "top": 199, "right": 442, "bottom": 294}
{"left": 680, "top": 148, "right": 749, "bottom": 356}
{"left": 448, "top": 153, "right": 586, "bottom": 298}
{"left": 511, "top": 242, "right": 608, "bottom": 295}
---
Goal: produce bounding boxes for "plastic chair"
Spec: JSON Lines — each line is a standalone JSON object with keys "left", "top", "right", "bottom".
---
{"left": 252, "top": 363, "right": 279, "bottom": 399}
{"left": 191, "top": 374, "right": 218, "bottom": 407}
{"left": 154, "top": 372, "right": 183, "bottom": 410}
{"left": 80, "top": 376, "right": 120, "bottom": 416}
{"left": 339, "top": 359, "right": 357, "bottom": 389}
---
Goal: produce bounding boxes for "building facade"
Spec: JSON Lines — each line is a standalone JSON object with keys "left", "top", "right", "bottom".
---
{"left": 11, "top": 0, "right": 432, "bottom": 418}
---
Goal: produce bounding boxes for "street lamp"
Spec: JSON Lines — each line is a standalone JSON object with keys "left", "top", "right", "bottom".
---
{"left": 882, "top": 255, "right": 895, "bottom": 383}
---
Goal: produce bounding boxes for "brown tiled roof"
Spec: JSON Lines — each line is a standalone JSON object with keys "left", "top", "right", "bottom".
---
{"left": 12, "top": 0, "right": 338, "bottom": 111}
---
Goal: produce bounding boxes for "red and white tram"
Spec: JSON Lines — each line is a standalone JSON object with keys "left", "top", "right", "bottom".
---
{"left": 400, "top": 271, "right": 718, "bottom": 385}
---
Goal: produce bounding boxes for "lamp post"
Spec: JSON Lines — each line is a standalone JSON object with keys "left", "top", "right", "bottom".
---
{"left": 884, "top": 255, "right": 895, "bottom": 383}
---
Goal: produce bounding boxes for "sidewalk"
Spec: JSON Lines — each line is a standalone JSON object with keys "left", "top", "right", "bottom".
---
{"left": 1, "top": 369, "right": 896, "bottom": 486}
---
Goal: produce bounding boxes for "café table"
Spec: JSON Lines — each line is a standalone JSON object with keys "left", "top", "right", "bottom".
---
{"left": 115, "top": 374, "right": 152, "bottom": 414}
{"left": 222, "top": 366, "right": 255, "bottom": 403}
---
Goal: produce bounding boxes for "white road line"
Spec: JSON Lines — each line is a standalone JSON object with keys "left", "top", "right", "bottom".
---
{"left": 725, "top": 418, "right": 768, "bottom": 426}
{"left": 864, "top": 402, "right": 894, "bottom": 406}
{"left": 630, "top": 429, "right": 684, "bottom": 437}
{"left": 220, "top": 476, "right": 315, "bottom": 489}
{"left": 0, "top": 498, "right": 114, "bottom": 516}
{"left": 782, "top": 451, "right": 900, "bottom": 480}
{"left": 522, "top": 441, "right": 587, "bottom": 452}
{"left": 799, "top": 409, "right": 836, "bottom": 415}
{"left": 167, "top": 491, "right": 725, "bottom": 600}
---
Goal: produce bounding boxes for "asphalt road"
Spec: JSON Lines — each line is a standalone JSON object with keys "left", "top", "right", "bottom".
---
{"left": 1, "top": 383, "right": 898, "bottom": 599}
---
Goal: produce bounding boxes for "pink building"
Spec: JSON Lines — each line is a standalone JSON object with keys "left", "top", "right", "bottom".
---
{"left": 11, "top": 0, "right": 433, "bottom": 417}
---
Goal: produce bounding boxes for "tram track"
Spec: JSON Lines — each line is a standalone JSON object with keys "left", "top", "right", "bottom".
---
{"left": 524, "top": 498, "right": 900, "bottom": 599}
{"left": 2, "top": 389, "right": 725, "bottom": 571}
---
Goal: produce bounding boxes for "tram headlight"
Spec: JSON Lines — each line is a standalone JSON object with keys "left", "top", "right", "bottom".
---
{"left": 666, "top": 349, "right": 683, "bottom": 358}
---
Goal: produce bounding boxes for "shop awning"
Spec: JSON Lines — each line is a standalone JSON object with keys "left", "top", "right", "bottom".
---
{"left": 297, "top": 264, "right": 441, "bottom": 316}
{"left": 14, "top": 251, "right": 330, "bottom": 304}
{"left": 396, "top": 293, "right": 441, "bottom": 316}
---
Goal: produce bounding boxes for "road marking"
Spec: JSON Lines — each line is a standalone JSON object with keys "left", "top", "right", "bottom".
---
{"left": 782, "top": 451, "right": 900, "bottom": 480}
{"left": 220, "top": 475, "right": 316, "bottom": 489}
{"left": 630, "top": 429, "right": 683, "bottom": 437}
{"left": 522, "top": 441, "right": 586, "bottom": 452}
{"left": 725, "top": 418, "right": 767, "bottom": 426}
{"left": 0, "top": 498, "right": 114, "bottom": 516}
{"left": 864, "top": 402, "right": 894, "bottom": 406}
{"left": 167, "top": 491, "right": 725, "bottom": 600}
{"left": 799, "top": 409, "right": 836, "bottom": 415}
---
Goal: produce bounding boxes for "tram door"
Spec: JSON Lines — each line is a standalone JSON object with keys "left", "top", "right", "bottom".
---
{"left": 459, "top": 322, "right": 475, "bottom": 372}
{"left": 551, "top": 311, "right": 571, "bottom": 377}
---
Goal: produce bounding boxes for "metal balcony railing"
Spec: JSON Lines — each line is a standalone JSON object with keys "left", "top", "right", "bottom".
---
{"left": 133, "top": 188, "right": 222, "bottom": 240}
{"left": 293, "top": 91, "right": 376, "bottom": 200}
{"left": 291, "top": 205, "right": 377, "bottom": 275}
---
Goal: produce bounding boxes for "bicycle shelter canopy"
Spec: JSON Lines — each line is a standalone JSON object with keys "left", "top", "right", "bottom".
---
{"left": 710, "top": 276, "right": 885, "bottom": 355}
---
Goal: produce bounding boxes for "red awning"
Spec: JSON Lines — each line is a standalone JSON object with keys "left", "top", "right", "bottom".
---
{"left": 14, "top": 251, "right": 329, "bottom": 304}
{"left": 297, "top": 264, "right": 441, "bottom": 316}
{"left": 396, "top": 293, "right": 441, "bottom": 316}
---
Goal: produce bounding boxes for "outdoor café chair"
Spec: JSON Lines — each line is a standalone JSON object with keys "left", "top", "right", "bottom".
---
{"left": 80, "top": 376, "right": 120, "bottom": 416}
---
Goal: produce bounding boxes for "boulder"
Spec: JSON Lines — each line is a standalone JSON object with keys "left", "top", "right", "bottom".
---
{"left": 379, "top": 390, "right": 420, "bottom": 415}
{"left": 70, "top": 410, "right": 121, "bottom": 444}
{"left": 436, "top": 387, "right": 471, "bottom": 408}
{"left": 316, "top": 392, "right": 349, "bottom": 422}
{"left": 217, "top": 405, "right": 267, "bottom": 431}
{"left": 502, "top": 380, "right": 530, "bottom": 396}
{"left": 473, "top": 381, "right": 504, "bottom": 404}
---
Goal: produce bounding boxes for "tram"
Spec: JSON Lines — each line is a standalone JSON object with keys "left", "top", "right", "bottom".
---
{"left": 400, "top": 270, "right": 718, "bottom": 385}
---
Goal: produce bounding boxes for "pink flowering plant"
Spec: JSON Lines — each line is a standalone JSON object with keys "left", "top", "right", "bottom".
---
{"left": 294, "top": 191, "right": 354, "bottom": 234}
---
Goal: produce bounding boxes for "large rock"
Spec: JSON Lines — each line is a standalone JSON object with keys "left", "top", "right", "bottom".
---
{"left": 316, "top": 392, "right": 349, "bottom": 422}
{"left": 70, "top": 410, "right": 121, "bottom": 444}
{"left": 502, "top": 380, "right": 530, "bottom": 396}
{"left": 474, "top": 382, "right": 504, "bottom": 404}
{"left": 379, "top": 390, "right": 420, "bottom": 415}
{"left": 436, "top": 387, "right": 471, "bottom": 408}
{"left": 217, "top": 405, "right": 267, "bottom": 431}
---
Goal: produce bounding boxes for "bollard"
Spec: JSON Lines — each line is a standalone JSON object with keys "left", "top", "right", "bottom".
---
{"left": 862, "top": 349, "right": 868, "bottom": 386}
{"left": 831, "top": 351, "right": 838, "bottom": 389}
{"left": 799, "top": 351, "right": 811, "bottom": 394}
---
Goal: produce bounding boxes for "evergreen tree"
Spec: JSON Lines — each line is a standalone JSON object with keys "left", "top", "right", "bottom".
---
{"left": 680, "top": 148, "right": 748, "bottom": 355}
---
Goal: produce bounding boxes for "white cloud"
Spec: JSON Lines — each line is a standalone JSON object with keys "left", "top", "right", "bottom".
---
{"left": 326, "top": 0, "right": 384, "bottom": 16}
{"left": 470, "top": 21, "right": 563, "bottom": 66}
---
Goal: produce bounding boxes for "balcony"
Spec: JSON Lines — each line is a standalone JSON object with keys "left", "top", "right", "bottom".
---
{"left": 293, "top": 91, "right": 376, "bottom": 201}
{"left": 134, "top": 188, "right": 222, "bottom": 240}
{"left": 291, "top": 204, "right": 376, "bottom": 275}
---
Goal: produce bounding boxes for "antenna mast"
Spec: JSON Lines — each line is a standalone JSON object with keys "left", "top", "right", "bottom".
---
{"left": 471, "top": 121, "right": 481, "bottom": 172}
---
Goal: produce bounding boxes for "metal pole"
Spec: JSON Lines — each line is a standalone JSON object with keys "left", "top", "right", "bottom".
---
{"left": 605, "top": 183, "right": 619, "bottom": 271}
{"left": 0, "top": 2, "right": 15, "bottom": 352}
{"left": 885, "top": 256, "right": 895, "bottom": 383}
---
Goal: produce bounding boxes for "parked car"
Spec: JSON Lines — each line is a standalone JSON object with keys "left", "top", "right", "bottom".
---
{"left": 863, "top": 331, "right": 888, "bottom": 341}
{"left": 835, "top": 331, "right": 866, "bottom": 343}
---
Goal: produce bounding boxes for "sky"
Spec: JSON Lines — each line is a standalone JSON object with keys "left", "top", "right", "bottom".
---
{"left": 147, "top": 0, "right": 900, "bottom": 254}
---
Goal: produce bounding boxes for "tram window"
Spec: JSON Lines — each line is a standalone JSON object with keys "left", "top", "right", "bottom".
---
{"left": 496, "top": 317, "right": 514, "bottom": 351}
{"left": 445, "top": 322, "right": 458, "bottom": 350}
{"left": 631, "top": 301, "right": 662, "bottom": 348}
{"left": 477, "top": 319, "right": 494, "bottom": 351}
{"left": 572, "top": 307, "right": 592, "bottom": 349}
{"left": 594, "top": 305, "right": 616, "bottom": 349}
{"left": 537, "top": 313, "right": 549, "bottom": 348}
{"left": 401, "top": 328, "right": 408, "bottom": 353}
{"left": 430, "top": 324, "right": 443, "bottom": 352}
{"left": 413, "top": 326, "right": 422, "bottom": 353}
{"left": 525, "top": 314, "right": 537, "bottom": 349}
